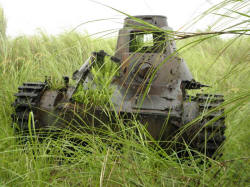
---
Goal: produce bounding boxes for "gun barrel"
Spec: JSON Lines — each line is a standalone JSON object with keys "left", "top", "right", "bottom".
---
{"left": 72, "top": 56, "right": 93, "bottom": 81}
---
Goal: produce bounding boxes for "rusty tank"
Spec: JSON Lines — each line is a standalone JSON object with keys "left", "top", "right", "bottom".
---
{"left": 12, "top": 15, "right": 226, "bottom": 158}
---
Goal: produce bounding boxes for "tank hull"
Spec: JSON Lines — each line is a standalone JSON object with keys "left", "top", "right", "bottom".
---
{"left": 12, "top": 82, "right": 225, "bottom": 157}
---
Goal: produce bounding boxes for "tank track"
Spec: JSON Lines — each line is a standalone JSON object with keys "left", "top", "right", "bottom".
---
{"left": 12, "top": 82, "right": 48, "bottom": 133}
{"left": 188, "top": 94, "right": 226, "bottom": 158}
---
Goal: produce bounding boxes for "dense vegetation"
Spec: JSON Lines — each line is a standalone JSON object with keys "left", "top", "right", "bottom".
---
{"left": 0, "top": 1, "right": 249, "bottom": 186}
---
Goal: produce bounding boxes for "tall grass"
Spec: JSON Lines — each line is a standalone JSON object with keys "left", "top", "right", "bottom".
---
{"left": 0, "top": 1, "right": 249, "bottom": 186}
{"left": 0, "top": 6, "right": 7, "bottom": 64}
{"left": 0, "top": 7, "right": 6, "bottom": 38}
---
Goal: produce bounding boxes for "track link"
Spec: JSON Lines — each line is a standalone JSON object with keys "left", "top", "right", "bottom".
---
{"left": 191, "top": 94, "right": 226, "bottom": 158}
{"left": 12, "top": 82, "right": 48, "bottom": 132}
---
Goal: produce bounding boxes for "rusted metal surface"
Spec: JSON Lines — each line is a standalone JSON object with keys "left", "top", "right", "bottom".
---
{"left": 124, "top": 15, "right": 168, "bottom": 28}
